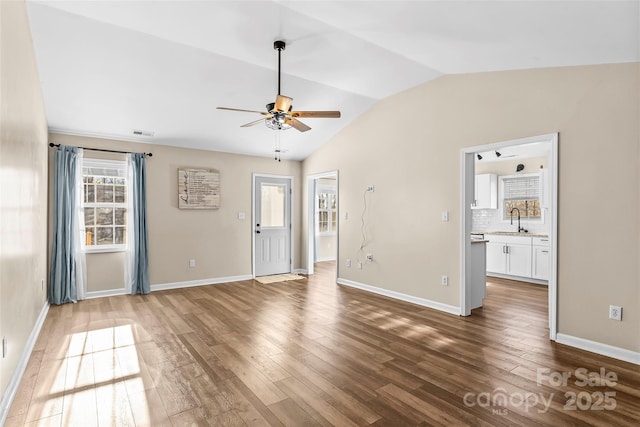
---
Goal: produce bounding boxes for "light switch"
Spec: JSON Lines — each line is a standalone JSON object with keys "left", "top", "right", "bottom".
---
{"left": 442, "top": 211, "right": 449, "bottom": 222}
{"left": 237, "top": 212, "right": 246, "bottom": 220}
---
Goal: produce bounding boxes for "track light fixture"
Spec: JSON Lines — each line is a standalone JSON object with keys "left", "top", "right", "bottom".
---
{"left": 477, "top": 153, "right": 483, "bottom": 160}
{"left": 495, "top": 150, "right": 502, "bottom": 157}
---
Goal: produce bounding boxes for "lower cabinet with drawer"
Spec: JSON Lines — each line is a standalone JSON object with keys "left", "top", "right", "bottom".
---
{"left": 532, "top": 237, "right": 550, "bottom": 280}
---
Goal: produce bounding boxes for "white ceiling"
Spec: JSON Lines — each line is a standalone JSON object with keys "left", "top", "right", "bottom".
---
{"left": 26, "top": 1, "right": 640, "bottom": 160}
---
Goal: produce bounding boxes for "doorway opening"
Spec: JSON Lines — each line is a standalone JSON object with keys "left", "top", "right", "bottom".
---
{"left": 306, "top": 171, "right": 338, "bottom": 278}
{"left": 252, "top": 174, "right": 293, "bottom": 277}
{"left": 460, "top": 133, "right": 558, "bottom": 340}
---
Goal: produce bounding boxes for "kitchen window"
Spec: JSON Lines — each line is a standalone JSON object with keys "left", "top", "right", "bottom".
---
{"left": 82, "top": 158, "right": 128, "bottom": 252}
{"left": 500, "top": 173, "right": 541, "bottom": 220}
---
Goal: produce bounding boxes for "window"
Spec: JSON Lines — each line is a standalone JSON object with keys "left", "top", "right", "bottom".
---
{"left": 260, "top": 183, "right": 286, "bottom": 227}
{"left": 501, "top": 173, "right": 541, "bottom": 220}
{"left": 316, "top": 191, "right": 337, "bottom": 234}
{"left": 82, "top": 159, "right": 127, "bottom": 251}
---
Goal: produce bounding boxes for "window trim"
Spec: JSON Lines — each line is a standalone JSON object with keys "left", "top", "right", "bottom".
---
{"left": 82, "top": 158, "right": 128, "bottom": 253}
{"left": 499, "top": 172, "right": 544, "bottom": 223}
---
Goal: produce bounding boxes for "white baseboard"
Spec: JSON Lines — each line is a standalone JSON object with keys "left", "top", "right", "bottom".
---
{"left": 336, "top": 278, "right": 461, "bottom": 316}
{"left": 292, "top": 269, "right": 308, "bottom": 275}
{"left": 0, "top": 302, "right": 50, "bottom": 426}
{"left": 556, "top": 333, "right": 640, "bottom": 365}
{"left": 150, "top": 275, "right": 253, "bottom": 292}
{"left": 85, "top": 288, "right": 128, "bottom": 299}
{"left": 315, "top": 257, "right": 336, "bottom": 263}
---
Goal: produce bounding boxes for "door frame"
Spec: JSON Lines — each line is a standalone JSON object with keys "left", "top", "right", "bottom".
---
{"left": 460, "top": 133, "right": 558, "bottom": 340}
{"left": 252, "top": 173, "right": 294, "bottom": 278}
{"left": 306, "top": 170, "right": 339, "bottom": 277}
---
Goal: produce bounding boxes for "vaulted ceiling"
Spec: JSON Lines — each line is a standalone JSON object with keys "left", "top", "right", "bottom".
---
{"left": 27, "top": 1, "right": 640, "bottom": 160}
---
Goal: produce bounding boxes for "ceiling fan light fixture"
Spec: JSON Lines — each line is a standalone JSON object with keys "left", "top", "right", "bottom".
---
{"left": 274, "top": 95, "right": 293, "bottom": 113}
{"left": 265, "top": 114, "right": 291, "bottom": 131}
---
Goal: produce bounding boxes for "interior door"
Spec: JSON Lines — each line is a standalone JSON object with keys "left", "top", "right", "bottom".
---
{"left": 254, "top": 176, "right": 291, "bottom": 277}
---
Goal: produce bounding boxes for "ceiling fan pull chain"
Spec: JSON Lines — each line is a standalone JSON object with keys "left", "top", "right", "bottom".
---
{"left": 275, "top": 130, "right": 282, "bottom": 162}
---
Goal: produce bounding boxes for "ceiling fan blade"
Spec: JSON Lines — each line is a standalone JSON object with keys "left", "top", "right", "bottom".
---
{"left": 217, "top": 107, "right": 270, "bottom": 115}
{"left": 274, "top": 95, "right": 293, "bottom": 112}
{"left": 241, "top": 117, "right": 271, "bottom": 128}
{"left": 290, "top": 111, "right": 341, "bottom": 118}
{"left": 285, "top": 117, "right": 311, "bottom": 132}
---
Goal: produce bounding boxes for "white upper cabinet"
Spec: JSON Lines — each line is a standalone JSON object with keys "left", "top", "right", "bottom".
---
{"left": 472, "top": 173, "right": 497, "bottom": 209}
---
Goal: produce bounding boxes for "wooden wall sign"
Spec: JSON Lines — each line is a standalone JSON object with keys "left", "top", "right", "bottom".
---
{"left": 178, "top": 168, "right": 220, "bottom": 209}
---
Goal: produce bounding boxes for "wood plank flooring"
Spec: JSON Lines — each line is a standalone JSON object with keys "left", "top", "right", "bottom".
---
{"left": 6, "top": 263, "right": 640, "bottom": 426}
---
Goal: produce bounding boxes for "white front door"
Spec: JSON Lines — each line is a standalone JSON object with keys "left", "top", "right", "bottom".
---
{"left": 254, "top": 176, "right": 291, "bottom": 277}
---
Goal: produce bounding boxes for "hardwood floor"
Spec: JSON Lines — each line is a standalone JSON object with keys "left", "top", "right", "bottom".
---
{"left": 6, "top": 263, "right": 640, "bottom": 426}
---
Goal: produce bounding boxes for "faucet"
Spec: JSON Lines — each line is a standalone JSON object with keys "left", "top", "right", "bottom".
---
{"left": 510, "top": 207, "right": 526, "bottom": 233}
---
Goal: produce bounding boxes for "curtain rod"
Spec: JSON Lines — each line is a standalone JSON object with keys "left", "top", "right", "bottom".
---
{"left": 48, "top": 142, "right": 152, "bottom": 157}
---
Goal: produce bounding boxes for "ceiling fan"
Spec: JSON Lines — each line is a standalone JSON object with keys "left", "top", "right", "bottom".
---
{"left": 216, "top": 40, "right": 341, "bottom": 133}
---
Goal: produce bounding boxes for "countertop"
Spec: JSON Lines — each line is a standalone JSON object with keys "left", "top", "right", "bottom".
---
{"left": 471, "top": 239, "right": 489, "bottom": 244}
{"left": 472, "top": 231, "right": 549, "bottom": 238}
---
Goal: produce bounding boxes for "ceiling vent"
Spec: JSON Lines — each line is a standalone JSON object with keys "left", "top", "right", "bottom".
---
{"left": 132, "top": 129, "right": 154, "bottom": 137}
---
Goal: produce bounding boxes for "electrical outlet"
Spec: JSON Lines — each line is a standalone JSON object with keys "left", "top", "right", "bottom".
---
{"left": 346, "top": 259, "right": 351, "bottom": 268}
{"left": 366, "top": 254, "right": 373, "bottom": 262}
{"left": 609, "top": 305, "right": 622, "bottom": 321}
{"left": 441, "top": 275, "right": 448, "bottom": 286}
{"left": 189, "top": 259, "right": 196, "bottom": 268}
{"left": 2, "top": 337, "right": 6, "bottom": 359}
{"left": 357, "top": 261, "right": 363, "bottom": 269}
{"left": 367, "top": 185, "right": 374, "bottom": 192}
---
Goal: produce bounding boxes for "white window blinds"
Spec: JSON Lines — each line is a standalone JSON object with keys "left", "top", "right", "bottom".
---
{"left": 503, "top": 175, "right": 540, "bottom": 200}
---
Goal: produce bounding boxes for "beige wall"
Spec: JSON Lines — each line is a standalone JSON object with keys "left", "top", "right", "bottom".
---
{"left": 49, "top": 133, "right": 302, "bottom": 290}
{"left": 0, "top": 0, "right": 49, "bottom": 398}
{"left": 302, "top": 63, "right": 640, "bottom": 353}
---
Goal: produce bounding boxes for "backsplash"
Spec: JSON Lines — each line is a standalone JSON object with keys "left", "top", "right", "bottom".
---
{"left": 472, "top": 208, "right": 548, "bottom": 234}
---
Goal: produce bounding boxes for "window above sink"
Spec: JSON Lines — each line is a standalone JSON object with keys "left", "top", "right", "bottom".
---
{"left": 500, "top": 173, "right": 543, "bottom": 222}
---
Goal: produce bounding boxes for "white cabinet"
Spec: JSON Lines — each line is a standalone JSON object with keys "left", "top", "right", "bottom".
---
{"left": 472, "top": 174, "right": 497, "bottom": 209}
{"left": 486, "top": 235, "right": 532, "bottom": 278}
{"left": 506, "top": 242, "right": 532, "bottom": 277}
{"left": 486, "top": 242, "right": 506, "bottom": 274}
{"left": 532, "top": 237, "right": 550, "bottom": 280}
